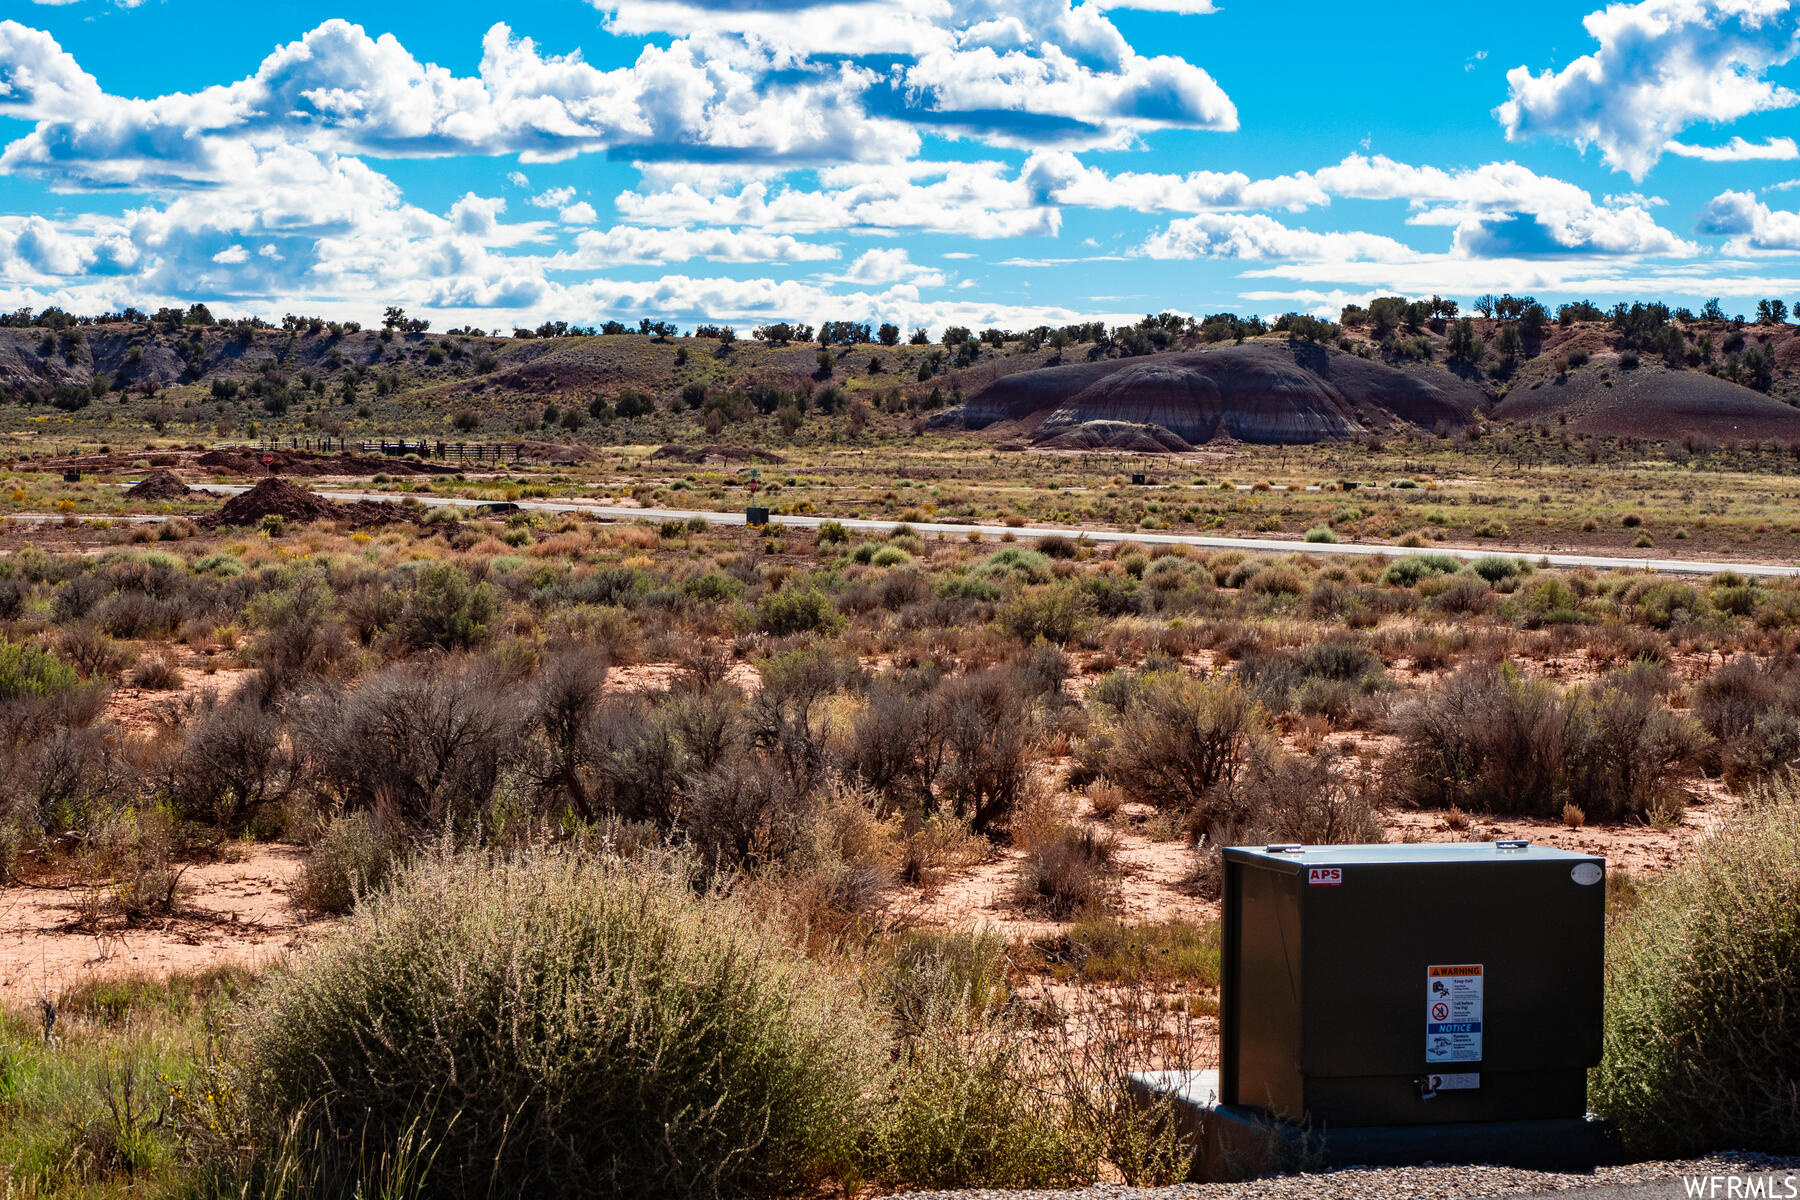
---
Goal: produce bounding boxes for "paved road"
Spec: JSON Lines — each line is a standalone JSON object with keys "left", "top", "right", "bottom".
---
{"left": 10, "top": 483, "right": 1800, "bottom": 579}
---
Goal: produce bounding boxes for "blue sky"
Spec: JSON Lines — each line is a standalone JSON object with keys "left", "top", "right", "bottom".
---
{"left": 0, "top": 0, "right": 1797, "bottom": 334}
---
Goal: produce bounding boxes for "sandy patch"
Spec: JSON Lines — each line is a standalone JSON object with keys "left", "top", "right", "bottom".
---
{"left": 902, "top": 818, "right": 1215, "bottom": 942}
{"left": 0, "top": 845, "right": 314, "bottom": 1005}
{"left": 603, "top": 660, "right": 762, "bottom": 694}
{"left": 104, "top": 662, "right": 256, "bottom": 733}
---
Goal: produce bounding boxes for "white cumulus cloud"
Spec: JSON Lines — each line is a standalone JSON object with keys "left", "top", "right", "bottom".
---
{"left": 1497, "top": 0, "right": 1800, "bottom": 179}
{"left": 1697, "top": 188, "right": 1800, "bottom": 248}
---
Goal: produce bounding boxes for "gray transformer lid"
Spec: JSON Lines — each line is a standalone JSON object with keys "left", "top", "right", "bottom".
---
{"left": 1223, "top": 841, "right": 1603, "bottom": 874}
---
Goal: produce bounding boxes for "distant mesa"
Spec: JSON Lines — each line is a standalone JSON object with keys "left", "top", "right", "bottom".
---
{"left": 930, "top": 342, "right": 1482, "bottom": 449}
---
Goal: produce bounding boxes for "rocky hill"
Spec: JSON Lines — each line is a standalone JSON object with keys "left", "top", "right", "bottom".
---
{"left": 932, "top": 341, "right": 1483, "bottom": 448}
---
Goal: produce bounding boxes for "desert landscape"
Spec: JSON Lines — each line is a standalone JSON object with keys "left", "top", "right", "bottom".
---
{"left": 4, "top": 0, "right": 1800, "bottom": 1194}
{"left": 2, "top": 313, "right": 1799, "bottom": 1191}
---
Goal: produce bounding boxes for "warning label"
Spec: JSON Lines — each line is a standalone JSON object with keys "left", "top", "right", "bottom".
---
{"left": 1426, "top": 964, "right": 1483, "bottom": 1063}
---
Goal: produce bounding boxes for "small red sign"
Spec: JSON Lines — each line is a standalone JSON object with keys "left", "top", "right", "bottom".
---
{"left": 1307, "top": 866, "right": 1343, "bottom": 886}
{"left": 261, "top": 453, "right": 276, "bottom": 467}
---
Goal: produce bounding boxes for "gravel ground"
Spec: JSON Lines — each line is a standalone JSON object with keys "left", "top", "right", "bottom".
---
{"left": 882, "top": 1154, "right": 1800, "bottom": 1199}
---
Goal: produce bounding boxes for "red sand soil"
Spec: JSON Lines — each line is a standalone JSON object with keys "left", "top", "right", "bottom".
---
{"left": 104, "top": 663, "right": 256, "bottom": 733}
{"left": 0, "top": 846, "right": 314, "bottom": 1005}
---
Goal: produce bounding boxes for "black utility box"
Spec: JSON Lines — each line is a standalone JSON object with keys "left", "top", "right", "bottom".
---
{"left": 1221, "top": 842, "right": 1605, "bottom": 1129}
{"left": 745, "top": 506, "right": 770, "bottom": 527}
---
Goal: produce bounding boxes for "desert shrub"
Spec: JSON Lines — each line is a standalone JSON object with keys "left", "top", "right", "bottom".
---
{"left": 514, "top": 644, "right": 615, "bottom": 816}
{"left": 683, "top": 572, "right": 743, "bottom": 603}
{"left": 879, "top": 928, "right": 1010, "bottom": 1034}
{"left": 301, "top": 658, "right": 517, "bottom": 829}
{"left": 0, "top": 576, "right": 25, "bottom": 621}
{"left": 1380, "top": 554, "right": 1463, "bottom": 587}
{"left": 1033, "top": 918, "right": 1220, "bottom": 986}
{"left": 1034, "top": 534, "right": 1079, "bottom": 559}
{"left": 128, "top": 652, "right": 182, "bottom": 691}
{"left": 873, "top": 932, "right": 1087, "bottom": 1190}
{"left": 938, "top": 668, "right": 1036, "bottom": 835}
{"left": 93, "top": 591, "right": 182, "bottom": 639}
{"left": 1237, "top": 641, "right": 1386, "bottom": 721}
{"left": 1429, "top": 573, "right": 1493, "bottom": 614}
{"left": 1016, "top": 825, "right": 1117, "bottom": 917}
{"left": 848, "top": 671, "right": 950, "bottom": 814}
{"left": 1079, "top": 574, "right": 1143, "bottom": 617}
{"left": 173, "top": 693, "right": 295, "bottom": 831}
{"left": 873, "top": 567, "right": 929, "bottom": 611}
{"left": 756, "top": 585, "right": 845, "bottom": 636}
{"left": 1469, "top": 555, "right": 1523, "bottom": 583}
{"left": 935, "top": 573, "right": 1002, "bottom": 603}
{"left": 401, "top": 563, "right": 498, "bottom": 651}
{"left": 684, "top": 751, "right": 809, "bottom": 868}
{"left": 1083, "top": 673, "right": 1264, "bottom": 820}
{"left": 1592, "top": 789, "right": 1800, "bottom": 1155}
{"left": 1085, "top": 669, "right": 1141, "bottom": 715}
{"left": 976, "top": 547, "right": 1051, "bottom": 585}
{"left": 236, "top": 848, "right": 885, "bottom": 1199}
{"left": 294, "top": 811, "right": 404, "bottom": 914}
{"left": 1633, "top": 582, "right": 1703, "bottom": 630}
{"left": 0, "top": 639, "right": 79, "bottom": 703}
{"left": 1693, "top": 654, "right": 1800, "bottom": 784}
{"left": 1243, "top": 567, "right": 1304, "bottom": 598}
{"left": 1393, "top": 665, "right": 1703, "bottom": 820}
{"left": 747, "top": 649, "right": 854, "bottom": 802}
{"left": 1242, "top": 745, "right": 1384, "bottom": 844}
{"left": 814, "top": 520, "right": 850, "bottom": 545}
{"left": 1302, "top": 526, "right": 1338, "bottom": 544}
{"left": 1518, "top": 577, "right": 1587, "bottom": 625}
{"left": 871, "top": 546, "right": 912, "bottom": 567}
{"left": 561, "top": 566, "right": 646, "bottom": 609}
{"left": 1394, "top": 663, "right": 1568, "bottom": 814}
{"left": 59, "top": 624, "right": 137, "bottom": 680}
{"left": 998, "top": 582, "right": 1094, "bottom": 644}
{"left": 1563, "top": 679, "right": 1707, "bottom": 822}
{"left": 244, "top": 575, "right": 351, "bottom": 699}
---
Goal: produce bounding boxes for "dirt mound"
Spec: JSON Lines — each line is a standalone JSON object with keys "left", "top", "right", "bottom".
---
{"left": 1031, "top": 420, "right": 1195, "bottom": 453}
{"left": 1492, "top": 361, "right": 1800, "bottom": 440}
{"left": 513, "top": 441, "right": 598, "bottom": 462}
{"left": 195, "top": 449, "right": 453, "bottom": 477}
{"left": 211, "top": 479, "right": 407, "bottom": 529}
{"left": 125, "top": 470, "right": 197, "bottom": 501}
{"left": 650, "top": 443, "right": 788, "bottom": 465}
{"left": 934, "top": 341, "right": 1480, "bottom": 446}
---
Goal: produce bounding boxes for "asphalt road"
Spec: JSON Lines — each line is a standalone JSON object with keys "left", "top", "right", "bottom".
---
{"left": 11, "top": 483, "right": 1800, "bottom": 579}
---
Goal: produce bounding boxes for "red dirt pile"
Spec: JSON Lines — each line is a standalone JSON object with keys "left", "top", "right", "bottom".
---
{"left": 125, "top": 470, "right": 198, "bottom": 501}
{"left": 195, "top": 449, "right": 453, "bottom": 477}
{"left": 210, "top": 479, "right": 408, "bottom": 529}
{"left": 650, "top": 443, "right": 787, "bottom": 464}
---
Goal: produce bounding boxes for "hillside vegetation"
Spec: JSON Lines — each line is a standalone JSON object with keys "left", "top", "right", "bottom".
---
{"left": 1, "top": 299, "right": 1796, "bottom": 450}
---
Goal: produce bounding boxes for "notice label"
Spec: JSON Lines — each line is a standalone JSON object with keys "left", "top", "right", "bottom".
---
{"left": 1426, "top": 964, "right": 1484, "bottom": 1064}
{"left": 1307, "top": 867, "right": 1343, "bottom": 886}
